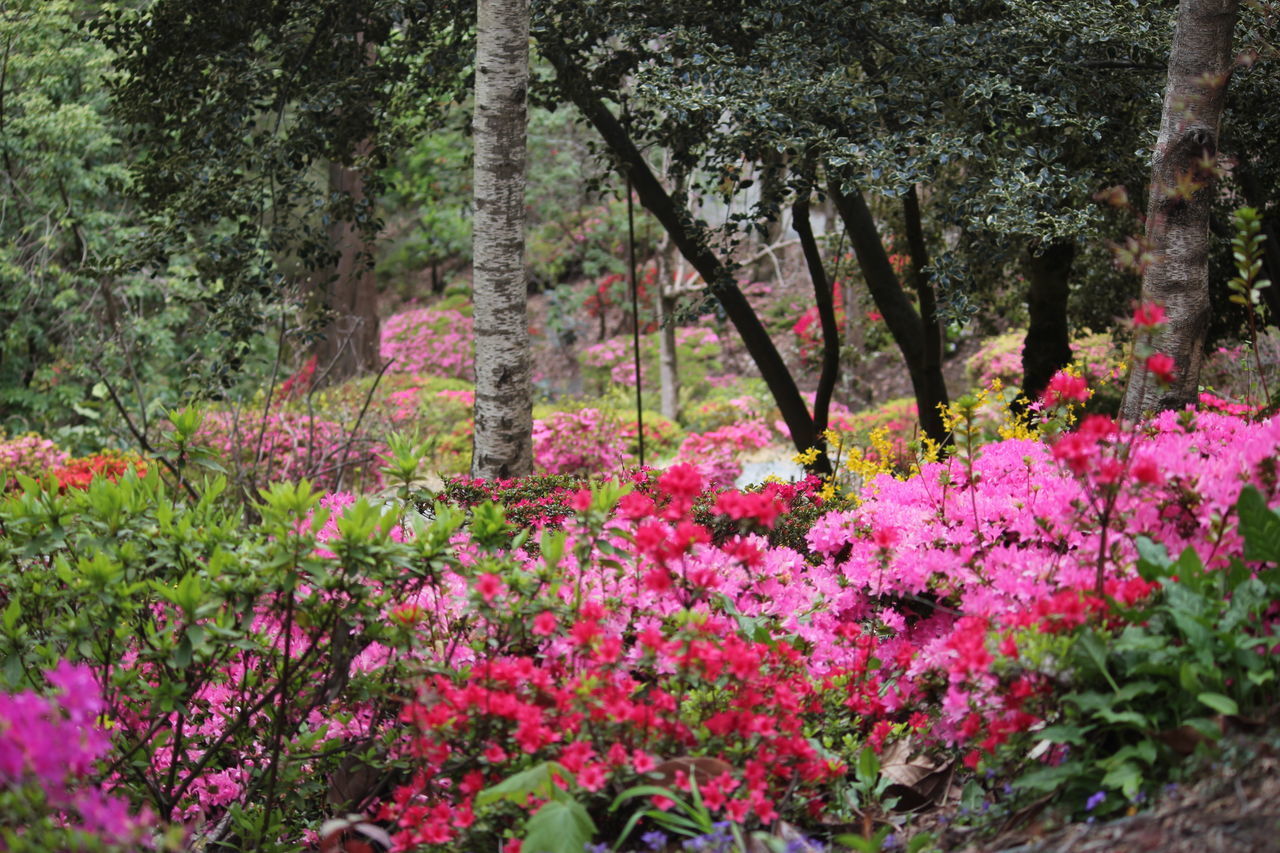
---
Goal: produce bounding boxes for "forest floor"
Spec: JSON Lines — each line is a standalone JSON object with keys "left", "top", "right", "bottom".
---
{"left": 954, "top": 731, "right": 1280, "bottom": 852}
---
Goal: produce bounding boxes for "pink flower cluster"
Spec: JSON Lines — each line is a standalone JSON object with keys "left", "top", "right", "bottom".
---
{"left": 192, "top": 409, "right": 384, "bottom": 490}
{"left": 804, "top": 409, "right": 1280, "bottom": 750}
{"left": 675, "top": 419, "right": 773, "bottom": 487}
{"left": 581, "top": 327, "right": 721, "bottom": 387}
{"left": 967, "top": 330, "right": 1123, "bottom": 390}
{"left": 0, "top": 433, "right": 68, "bottom": 489}
{"left": 532, "top": 408, "right": 630, "bottom": 475}
{"left": 381, "top": 306, "right": 475, "bottom": 381}
{"left": 0, "top": 661, "right": 153, "bottom": 845}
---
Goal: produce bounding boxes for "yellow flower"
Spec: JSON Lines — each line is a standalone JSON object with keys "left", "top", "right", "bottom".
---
{"left": 792, "top": 446, "right": 821, "bottom": 466}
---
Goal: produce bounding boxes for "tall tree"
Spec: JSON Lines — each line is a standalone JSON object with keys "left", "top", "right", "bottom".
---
{"left": 471, "top": 0, "right": 533, "bottom": 478}
{"left": 1122, "top": 0, "right": 1240, "bottom": 418}
{"left": 317, "top": 159, "right": 382, "bottom": 378}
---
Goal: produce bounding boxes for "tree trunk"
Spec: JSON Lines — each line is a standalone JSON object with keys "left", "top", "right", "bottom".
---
{"left": 901, "top": 184, "right": 949, "bottom": 434}
{"left": 471, "top": 0, "right": 533, "bottom": 479}
{"left": 1020, "top": 238, "right": 1076, "bottom": 402}
{"left": 543, "top": 43, "right": 828, "bottom": 472}
{"left": 1121, "top": 0, "right": 1239, "bottom": 419}
{"left": 793, "top": 196, "right": 840, "bottom": 441}
{"left": 316, "top": 162, "right": 381, "bottom": 383}
{"left": 654, "top": 238, "right": 681, "bottom": 421}
{"left": 830, "top": 182, "right": 950, "bottom": 446}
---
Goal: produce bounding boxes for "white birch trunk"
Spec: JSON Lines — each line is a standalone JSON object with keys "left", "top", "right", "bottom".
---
{"left": 471, "top": 0, "right": 532, "bottom": 478}
{"left": 655, "top": 238, "right": 680, "bottom": 421}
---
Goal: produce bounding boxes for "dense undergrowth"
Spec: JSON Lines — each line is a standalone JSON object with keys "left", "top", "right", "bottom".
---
{"left": 2, "top": 361, "right": 1280, "bottom": 852}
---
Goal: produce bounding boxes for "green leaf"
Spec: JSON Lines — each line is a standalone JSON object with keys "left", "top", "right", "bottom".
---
{"left": 1094, "top": 709, "right": 1150, "bottom": 728}
{"left": 907, "top": 833, "right": 938, "bottom": 853}
{"left": 478, "top": 761, "right": 568, "bottom": 808}
{"left": 856, "top": 746, "right": 880, "bottom": 785}
{"left": 1134, "top": 536, "right": 1172, "bottom": 582}
{"left": 1238, "top": 486, "right": 1280, "bottom": 564}
{"left": 835, "top": 827, "right": 893, "bottom": 853}
{"left": 2, "top": 598, "right": 21, "bottom": 634}
{"left": 1014, "top": 762, "right": 1081, "bottom": 793}
{"left": 1076, "top": 630, "right": 1119, "bottom": 692}
{"left": 1101, "top": 760, "right": 1144, "bottom": 799}
{"left": 523, "top": 798, "right": 596, "bottom": 853}
{"left": 1196, "top": 692, "right": 1239, "bottom": 716}
{"left": 540, "top": 530, "right": 566, "bottom": 571}
{"left": 1036, "top": 724, "right": 1088, "bottom": 746}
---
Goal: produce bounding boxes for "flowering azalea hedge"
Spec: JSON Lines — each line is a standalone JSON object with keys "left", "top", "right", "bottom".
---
{"left": 1, "top": 396, "right": 1279, "bottom": 851}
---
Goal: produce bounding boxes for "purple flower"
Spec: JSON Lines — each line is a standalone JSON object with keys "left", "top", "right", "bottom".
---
{"left": 642, "top": 830, "right": 668, "bottom": 850}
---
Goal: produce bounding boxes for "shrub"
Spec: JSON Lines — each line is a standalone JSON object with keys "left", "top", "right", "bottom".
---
{"left": 303, "top": 373, "right": 477, "bottom": 477}
{"left": 531, "top": 404, "right": 682, "bottom": 475}
{"left": 0, "top": 433, "right": 67, "bottom": 491}
{"left": 189, "top": 408, "right": 384, "bottom": 493}
{"left": 580, "top": 325, "right": 723, "bottom": 404}
{"left": 0, "top": 471, "right": 435, "bottom": 849}
{"left": 380, "top": 305, "right": 474, "bottom": 381}
{"left": 5, "top": 394, "right": 1280, "bottom": 852}
{"left": 965, "top": 329, "right": 1124, "bottom": 394}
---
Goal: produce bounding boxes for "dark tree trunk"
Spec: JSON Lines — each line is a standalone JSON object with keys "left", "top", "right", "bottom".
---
{"left": 316, "top": 162, "right": 381, "bottom": 383}
{"left": 830, "top": 182, "right": 950, "bottom": 447}
{"left": 793, "top": 196, "right": 840, "bottom": 443}
{"left": 1021, "top": 238, "right": 1077, "bottom": 402}
{"left": 1122, "top": 0, "right": 1239, "bottom": 419}
{"left": 543, "top": 44, "right": 830, "bottom": 473}
{"left": 901, "top": 185, "right": 949, "bottom": 430}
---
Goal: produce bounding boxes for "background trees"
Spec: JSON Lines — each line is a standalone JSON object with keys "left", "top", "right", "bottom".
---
{"left": 0, "top": 0, "right": 133, "bottom": 440}
{"left": 3, "top": 0, "right": 1276, "bottom": 463}
{"left": 97, "top": 0, "right": 471, "bottom": 385}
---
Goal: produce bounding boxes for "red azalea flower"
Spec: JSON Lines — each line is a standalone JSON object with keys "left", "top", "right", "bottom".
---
{"left": 1146, "top": 352, "right": 1176, "bottom": 384}
{"left": 1131, "top": 456, "right": 1163, "bottom": 485}
{"left": 532, "top": 611, "right": 558, "bottom": 636}
{"left": 475, "top": 573, "right": 505, "bottom": 604}
{"left": 1042, "top": 370, "right": 1089, "bottom": 404}
{"left": 658, "top": 463, "right": 704, "bottom": 501}
{"left": 1132, "top": 302, "right": 1166, "bottom": 327}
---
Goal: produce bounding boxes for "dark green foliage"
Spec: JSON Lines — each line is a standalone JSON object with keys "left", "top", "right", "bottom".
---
{"left": 93, "top": 0, "right": 473, "bottom": 374}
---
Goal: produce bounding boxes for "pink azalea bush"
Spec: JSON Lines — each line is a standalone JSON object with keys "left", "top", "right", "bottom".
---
{"left": 532, "top": 408, "right": 631, "bottom": 475}
{"left": 673, "top": 419, "right": 773, "bottom": 487}
{"left": 372, "top": 406, "right": 1280, "bottom": 849}
{"left": 0, "top": 661, "right": 155, "bottom": 848}
{"left": 190, "top": 408, "right": 385, "bottom": 491}
{"left": 581, "top": 327, "right": 721, "bottom": 391}
{"left": 966, "top": 329, "right": 1123, "bottom": 391}
{"left": 0, "top": 433, "right": 68, "bottom": 489}
{"left": 381, "top": 305, "right": 475, "bottom": 381}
